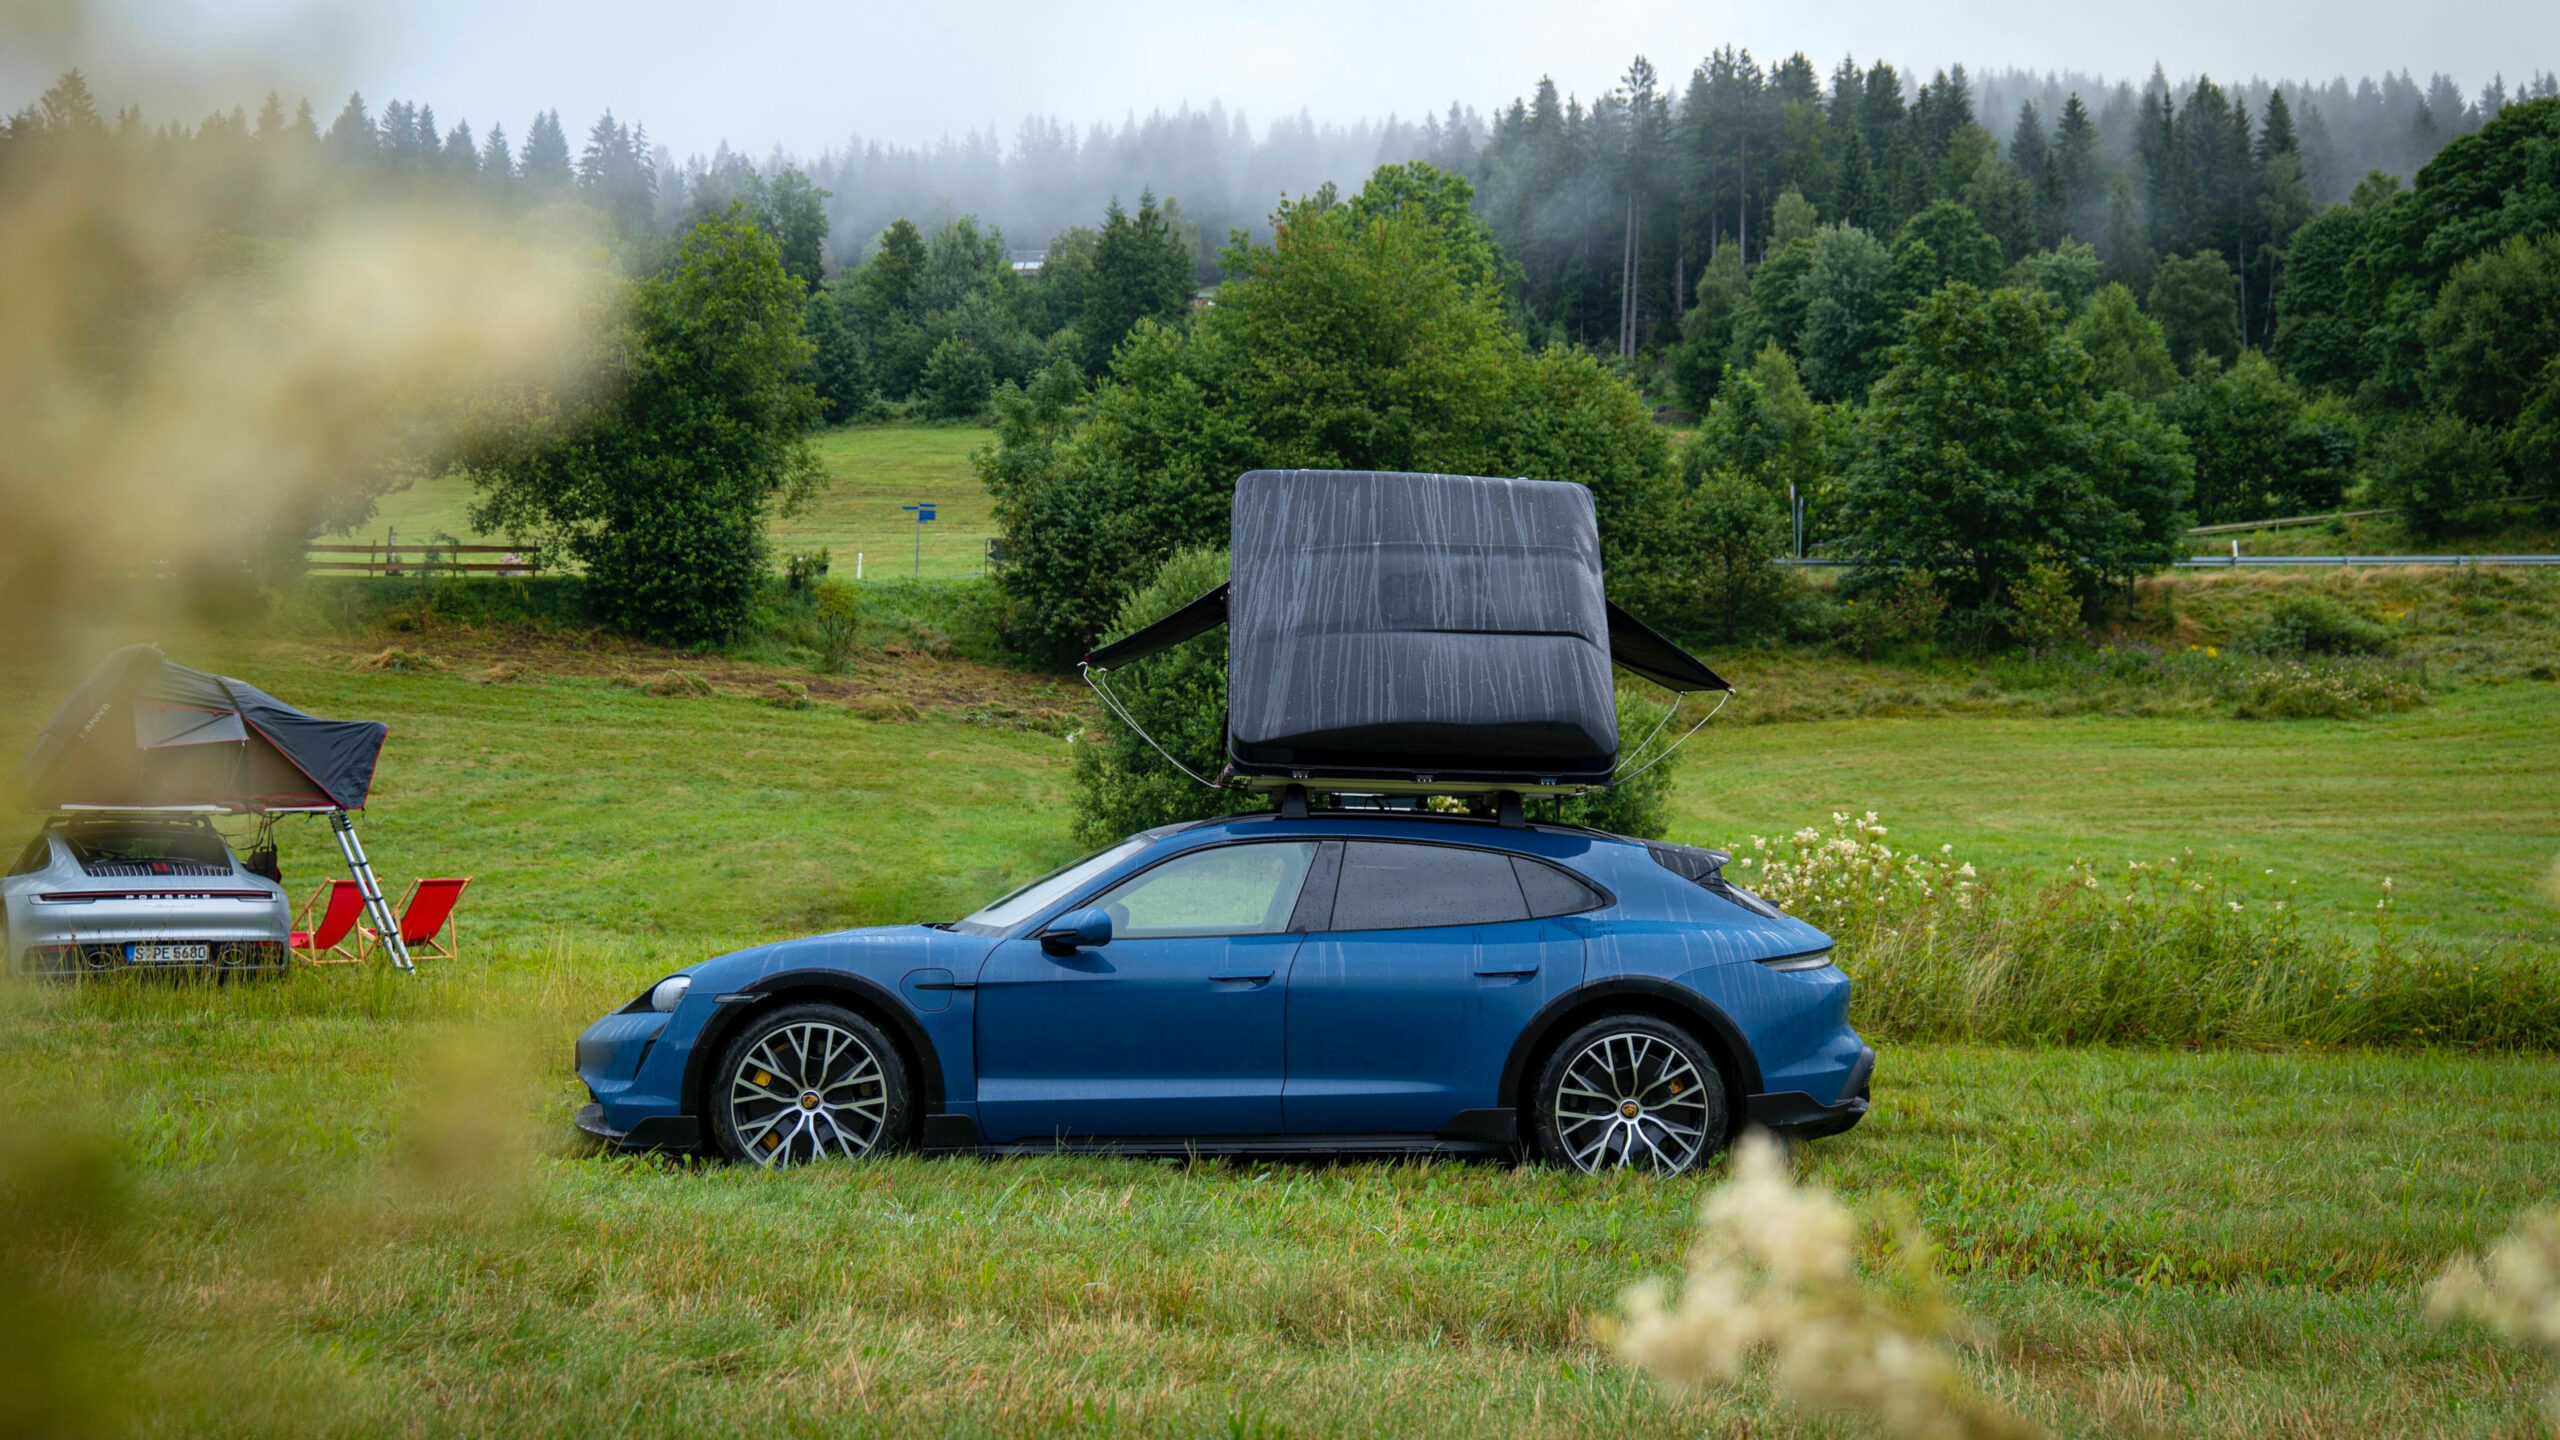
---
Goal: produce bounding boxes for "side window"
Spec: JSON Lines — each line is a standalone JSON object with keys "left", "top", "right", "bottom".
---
{"left": 1329, "top": 842, "right": 1531, "bottom": 931}
{"left": 1513, "top": 856, "right": 1605, "bottom": 918}
{"left": 1088, "top": 842, "right": 1319, "bottom": 939}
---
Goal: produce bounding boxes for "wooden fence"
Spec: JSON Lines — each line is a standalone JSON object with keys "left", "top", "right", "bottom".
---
{"left": 304, "top": 543, "right": 534, "bottom": 576}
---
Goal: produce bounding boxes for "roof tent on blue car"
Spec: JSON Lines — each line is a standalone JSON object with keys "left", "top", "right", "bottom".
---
{"left": 1083, "top": 469, "right": 1729, "bottom": 798}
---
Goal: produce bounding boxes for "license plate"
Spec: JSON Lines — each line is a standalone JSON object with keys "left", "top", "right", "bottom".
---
{"left": 128, "top": 942, "right": 209, "bottom": 965}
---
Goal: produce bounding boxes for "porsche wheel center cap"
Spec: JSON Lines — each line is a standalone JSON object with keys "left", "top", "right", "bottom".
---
{"left": 799, "top": 1092, "right": 821, "bottom": 1110}
{"left": 1620, "top": 1101, "right": 1641, "bottom": 1119}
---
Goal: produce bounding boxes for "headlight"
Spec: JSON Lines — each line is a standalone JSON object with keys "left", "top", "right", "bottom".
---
{"left": 650, "top": 975, "right": 693, "bottom": 1012}
{"left": 1760, "top": 948, "right": 1836, "bottom": 973}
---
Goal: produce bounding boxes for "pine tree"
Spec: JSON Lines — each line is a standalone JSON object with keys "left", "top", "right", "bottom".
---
{"left": 325, "top": 92, "right": 375, "bottom": 162}
{"left": 2257, "top": 88, "right": 2299, "bottom": 162}
{"left": 254, "top": 90, "right": 287, "bottom": 143}
{"left": 2008, "top": 101, "right": 2048, "bottom": 175}
{"left": 37, "top": 70, "right": 104, "bottom": 133}
{"left": 520, "top": 110, "right": 572, "bottom": 193}
{"left": 480, "top": 123, "right": 513, "bottom": 181}
{"left": 862, "top": 218, "right": 927, "bottom": 315}
{"left": 1084, "top": 190, "right": 1196, "bottom": 372}
{"left": 290, "top": 98, "right": 318, "bottom": 143}
{"left": 2055, "top": 93, "right": 2099, "bottom": 237}
{"left": 1832, "top": 127, "right": 1876, "bottom": 232}
{"left": 445, "top": 121, "right": 479, "bottom": 178}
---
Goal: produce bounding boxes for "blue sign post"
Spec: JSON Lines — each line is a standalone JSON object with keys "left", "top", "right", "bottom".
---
{"left": 900, "top": 503, "right": 936, "bottom": 578}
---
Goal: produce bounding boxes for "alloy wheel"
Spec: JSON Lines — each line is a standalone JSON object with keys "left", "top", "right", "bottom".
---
{"left": 1550, "top": 1030, "right": 1714, "bottom": 1175}
{"left": 725, "top": 1019, "right": 890, "bottom": 1167}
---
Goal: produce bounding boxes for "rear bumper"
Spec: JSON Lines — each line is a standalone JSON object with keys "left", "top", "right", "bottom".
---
{"left": 18, "top": 937, "right": 290, "bottom": 977}
{"left": 1745, "top": 1045, "right": 1874, "bottom": 1140}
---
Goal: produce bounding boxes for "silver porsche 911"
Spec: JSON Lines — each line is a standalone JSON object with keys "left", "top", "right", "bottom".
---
{"left": 4, "top": 814, "right": 289, "bottom": 977}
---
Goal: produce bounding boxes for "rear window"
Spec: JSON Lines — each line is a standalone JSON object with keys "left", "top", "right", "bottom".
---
{"left": 60, "top": 823, "right": 232, "bottom": 872}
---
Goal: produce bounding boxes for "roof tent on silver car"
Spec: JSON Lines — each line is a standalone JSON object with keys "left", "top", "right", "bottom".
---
{"left": 11, "top": 644, "right": 417, "bottom": 970}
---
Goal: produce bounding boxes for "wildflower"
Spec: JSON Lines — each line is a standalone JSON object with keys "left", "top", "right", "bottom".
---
{"left": 2227, "top": 901, "right": 2243, "bottom": 912}
{"left": 1614, "top": 1135, "right": 2040, "bottom": 1439}
{"left": 1958, "top": 863, "right": 1976, "bottom": 879}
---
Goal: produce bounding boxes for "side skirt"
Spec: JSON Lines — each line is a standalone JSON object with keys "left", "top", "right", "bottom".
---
{"left": 918, "top": 1111, "right": 1519, "bottom": 1161}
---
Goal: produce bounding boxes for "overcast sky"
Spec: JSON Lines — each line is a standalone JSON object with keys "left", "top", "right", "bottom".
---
{"left": 11, "top": 0, "right": 2558, "bottom": 158}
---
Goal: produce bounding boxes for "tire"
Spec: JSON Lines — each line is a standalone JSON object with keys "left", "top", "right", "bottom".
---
{"left": 709, "top": 1002, "right": 911, "bottom": 1168}
{"left": 1529, "top": 1014, "right": 1727, "bottom": 1176}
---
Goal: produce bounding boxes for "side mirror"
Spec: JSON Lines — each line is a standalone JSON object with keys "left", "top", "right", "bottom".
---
{"left": 1038, "top": 907, "right": 1112, "bottom": 957}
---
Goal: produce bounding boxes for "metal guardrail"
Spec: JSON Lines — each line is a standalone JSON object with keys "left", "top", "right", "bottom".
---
{"left": 2173, "top": 554, "right": 2560, "bottom": 568}
{"left": 1781, "top": 554, "right": 2559, "bottom": 570}
{"left": 2185, "top": 509, "right": 2393, "bottom": 536}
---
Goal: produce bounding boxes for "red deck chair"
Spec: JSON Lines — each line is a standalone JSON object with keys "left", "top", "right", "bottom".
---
{"left": 291, "top": 879, "right": 369, "bottom": 964}
{"left": 365, "top": 877, "right": 472, "bottom": 962}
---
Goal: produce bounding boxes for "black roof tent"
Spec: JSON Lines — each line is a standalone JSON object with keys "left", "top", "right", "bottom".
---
{"left": 13, "top": 643, "right": 388, "bottom": 814}
{"left": 1083, "top": 469, "right": 1728, "bottom": 798}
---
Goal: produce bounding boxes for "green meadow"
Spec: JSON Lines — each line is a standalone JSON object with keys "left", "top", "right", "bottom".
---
{"left": 5, "top": 434, "right": 2558, "bottom": 1436}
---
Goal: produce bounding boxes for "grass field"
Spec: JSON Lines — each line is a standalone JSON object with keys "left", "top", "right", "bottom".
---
{"left": 1668, "top": 681, "right": 2560, "bottom": 948}
{"left": 8, "top": 534, "right": 2560, "bottom": 1434}
{"left": 355, "top": 424, "right": 1000, "bottom": 582}
{"left": 7, "top": 967, "right": 2556, "bottom": 1438}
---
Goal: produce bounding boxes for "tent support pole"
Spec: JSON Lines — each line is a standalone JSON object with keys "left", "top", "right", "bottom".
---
{"left": 331, "top": 809, "right": 413, "bottom": 973}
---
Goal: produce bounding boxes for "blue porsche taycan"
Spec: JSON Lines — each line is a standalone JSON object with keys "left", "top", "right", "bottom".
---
{"left": 574, "top": 811, "right": 1873, "bottom": 1175}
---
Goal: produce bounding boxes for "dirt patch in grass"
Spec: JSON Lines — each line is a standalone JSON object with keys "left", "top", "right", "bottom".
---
{"left": 275, "top": 628, "right": 1094, "bottom": 734}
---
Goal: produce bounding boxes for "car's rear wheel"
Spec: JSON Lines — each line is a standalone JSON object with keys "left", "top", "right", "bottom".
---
{"left": 710, "top": 1003, "right": 910, "bottom": 1168}
{"left": 1530, "top": 1015, "right": 1726, "bottom": 1176}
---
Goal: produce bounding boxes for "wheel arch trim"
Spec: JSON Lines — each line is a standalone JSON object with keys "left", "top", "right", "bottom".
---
{"left": 678, "top": 968, "right": 947, "bottom": 1126}
{"left": 1498, "top": 977, "right": 1762, "bottom": 1113}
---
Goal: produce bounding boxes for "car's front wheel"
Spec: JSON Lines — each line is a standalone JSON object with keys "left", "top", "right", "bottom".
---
{"left": 1530, "top": 1015, "right": 1726, "bottom": 1176}
{"left": 710, "top": 1003, "right": 910, "bottom": 1167}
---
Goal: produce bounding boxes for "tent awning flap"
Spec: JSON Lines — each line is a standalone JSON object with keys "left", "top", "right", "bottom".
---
{"left": 1085, "top": 584, "right": 1231, "bottom": 671}
{"left": 13, "top": 644, "right": 388, "bottom": 813}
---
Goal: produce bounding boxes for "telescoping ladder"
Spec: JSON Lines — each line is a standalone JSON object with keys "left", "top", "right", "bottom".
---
{"left": 328, "top": 809, "right": 413, "bottom": 973}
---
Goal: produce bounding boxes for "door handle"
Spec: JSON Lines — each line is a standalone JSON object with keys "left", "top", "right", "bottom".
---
{"left": 1473, "top": 964, "right": 1539, "bottom": 977}
{"left": 1209, "top": 968, "right": 1275, "bottom": 983}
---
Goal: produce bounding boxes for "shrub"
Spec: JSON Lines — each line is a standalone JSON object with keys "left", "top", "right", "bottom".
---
{"left": 811, "top": 583, "right": 860, "bottom": 672}
{"left": 1069, "top": 549, "right": 1261, "bottom": 845}
{"left": 919, "top": 336, "right": 994, "bottom": 419}
{"left": 2229, "top": 660, "right": 2425, "bottom": 719}
{"left": 781, "top": 549, "right": 830, "bottom": 590}
{"left": 1658, "top": 470, "right": 1796, "bottom": 643}
{"left": 2367, "top": 413, "right": 2511, "bottom": 536}
{"left": 1839, "top": 572, "right": 1947, "bottom": 656}
{"left": 2241, "top": 590, "right": 2394, "bottom": 656}
{"left": 2004, "top": 553, "right": 2081, "bottom": 652}
{"left": 1546, "top": 690, "right": 1685, "bottom": 839}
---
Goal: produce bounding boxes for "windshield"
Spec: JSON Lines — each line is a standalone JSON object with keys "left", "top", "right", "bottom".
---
{"left": 958, "top": 837, "right": 1151, "bottom": 932}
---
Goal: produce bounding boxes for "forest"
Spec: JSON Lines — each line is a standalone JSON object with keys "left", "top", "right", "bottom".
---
{"left": 6, "top": 54, "right": 2558, "bottom": 656}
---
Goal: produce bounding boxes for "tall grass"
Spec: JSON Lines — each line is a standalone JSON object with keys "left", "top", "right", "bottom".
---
{"left": 1739, "top": 814, "right": 2560, "bottom": 1050}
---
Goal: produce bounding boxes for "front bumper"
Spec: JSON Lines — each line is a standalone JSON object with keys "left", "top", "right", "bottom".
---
{"left": 1744, "top": 1044, "right": 1874, "bottom": 1140}
{"left": 574, "top": 1102, "right": 703, "bottom": 1153}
